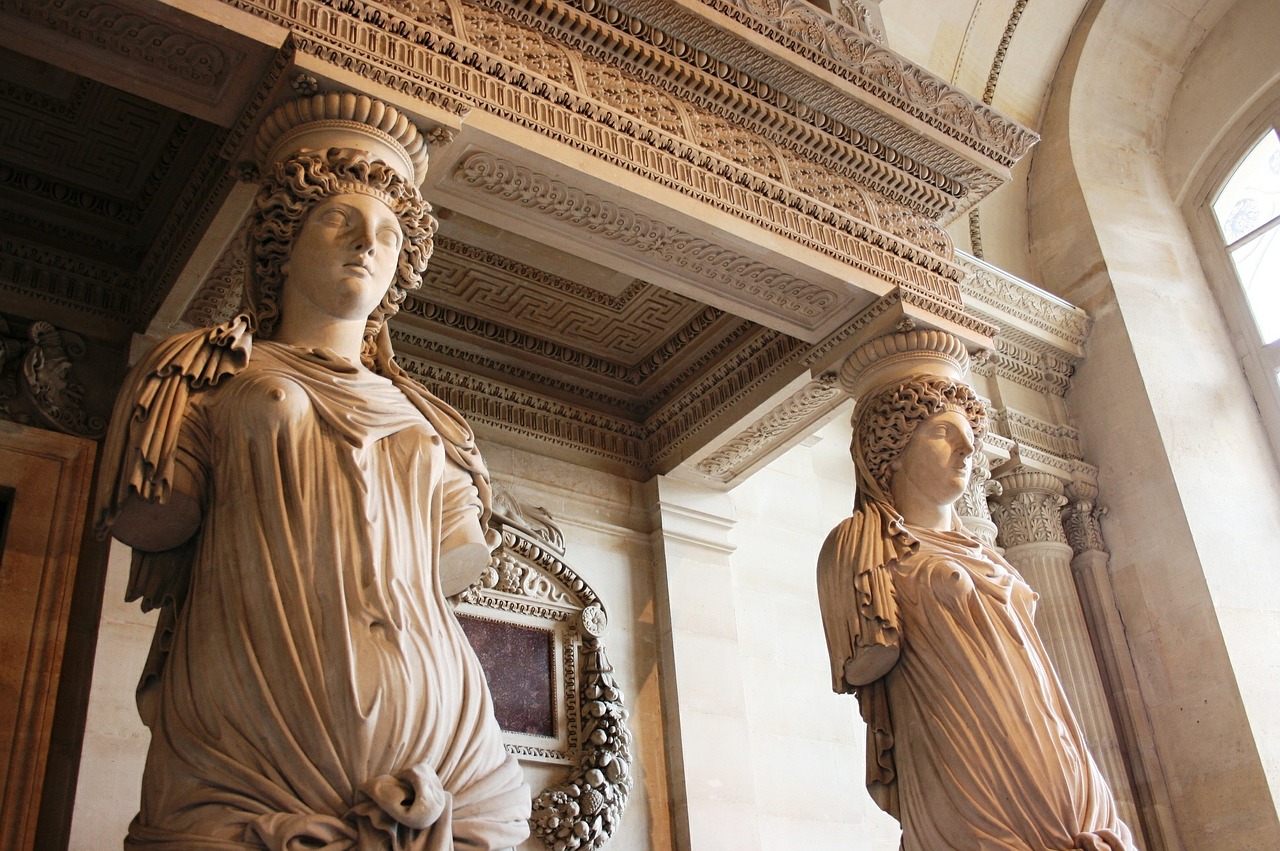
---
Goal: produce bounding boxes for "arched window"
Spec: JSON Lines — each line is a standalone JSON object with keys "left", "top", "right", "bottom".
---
{"left": 1211, "top": 128, "right": 1280, "bottom": 357}
{"left": 1197, "top": 122, "right": 1280, "bottom": 462}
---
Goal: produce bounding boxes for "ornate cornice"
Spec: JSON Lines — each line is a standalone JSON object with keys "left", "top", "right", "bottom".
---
{"left": 699, "top": 0, "right": 1038, "bottom": 166}
{"left": 1, "top": 0, "right": 237, "bottom": 89}
{"left": 479, "top": 0, "right": 963, "bottom": 212}
{"left": 645, "top": 326, "right": 808, "bottom": 466}
{"left": 958, "top": 253, "right": 1091, "bottom": 351}
{"left": 693, "top": 374, "right": 842, "bottom": 482}
{"left": 989, "top": 408, "right": 1083, "bottom": 462}
{"left": 452, "top": 151, "right": 841, "bottom": 330}
{"left": 220, "top": 0, "right": 1001, "bottom": 294}
{"left": 0, "top": 239, "right": 133, "bottom": 324}
{"left": 395, "top": 351, "right": 649, "bottom": 470}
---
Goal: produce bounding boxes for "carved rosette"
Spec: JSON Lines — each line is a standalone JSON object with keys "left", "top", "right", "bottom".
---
{"left": 1062, "top": 480, "right": 1110, "bottom": 557}
{"left": 955, "top": 450, "right": 1001, "bottom": 549}
{"left": 990, "top": 469, "right": 1068, "bottom": 549}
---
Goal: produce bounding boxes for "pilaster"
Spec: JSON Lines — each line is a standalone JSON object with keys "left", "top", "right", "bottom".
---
{"left": 991, "top": 469, "right": 1139, "bottom": 834}
{"left": 1062, "top": 482, "right": 1179, "bottom": 850}
{"left": 646, "top": 476, "right": 759, "bottom": 851}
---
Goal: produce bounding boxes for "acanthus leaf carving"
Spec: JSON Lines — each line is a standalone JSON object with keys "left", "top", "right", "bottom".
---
{"left": 990, "top": 469, "right": 1068, "bottom": 549}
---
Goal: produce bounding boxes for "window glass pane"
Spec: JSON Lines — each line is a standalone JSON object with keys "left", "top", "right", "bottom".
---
{"left": 1213, "top": 129, "right": 1280, "bottom": 244}
{"left": 1230, "top": 224, "right": 1280, "bottom": 343}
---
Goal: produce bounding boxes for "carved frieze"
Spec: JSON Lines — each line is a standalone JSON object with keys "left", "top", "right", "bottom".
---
{"left": 451, "top": 151, "right": 844, "bottom": 332}
{"left": 959, "top": 253, "right": 1091, "bottom": 351}
{"left": 694, "top": 374, "right": 842, "bottom": 482}
{"left": 1, "top": 0, "right": 236, "bottom": 90}
{"left": 208, "top": 0, "right": 1020, "bottom": 312}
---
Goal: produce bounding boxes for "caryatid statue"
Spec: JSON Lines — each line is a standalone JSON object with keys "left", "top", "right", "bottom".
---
{"left": 817, "top": 330, "right": 1137, "bottom": 850}
{"left": 95, "top": 92, "right": 531, "bottom": 850}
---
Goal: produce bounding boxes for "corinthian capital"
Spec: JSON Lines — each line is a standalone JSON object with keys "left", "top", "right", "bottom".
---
{"left": 1061, "top": 480, "right": 1110, "bottom": 556}
{"left": 990, "top": 468, "right": 1068, "bottom": 548}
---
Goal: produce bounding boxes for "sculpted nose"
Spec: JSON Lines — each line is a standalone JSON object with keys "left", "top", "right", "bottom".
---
{"left": 350, "top": 221, "right": 377, "bottom": 254}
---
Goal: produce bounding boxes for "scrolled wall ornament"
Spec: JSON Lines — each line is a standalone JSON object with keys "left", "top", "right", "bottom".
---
{"left": 456, "top": 494, "right": 634, "bottom": 849}
{"left": 529, "top": 637, "right": 633, "bottom": 851}
{"left": 0, "top": 317, "right": 106, "bottom": 437}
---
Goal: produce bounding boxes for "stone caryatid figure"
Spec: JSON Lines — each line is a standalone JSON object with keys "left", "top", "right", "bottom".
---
{"left": 817, "top": 333, "right": 1136, "bottom": 850}
{"left": 94, "top": 93, "right": 530, "bottom": 850}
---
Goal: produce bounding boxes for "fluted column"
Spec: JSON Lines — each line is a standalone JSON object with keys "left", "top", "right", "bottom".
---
{"left": 990, "top": 469, "right": 1139, "bottom": 833}
{"left": 955, "top": 449, "right": 1001, "bottom": 549}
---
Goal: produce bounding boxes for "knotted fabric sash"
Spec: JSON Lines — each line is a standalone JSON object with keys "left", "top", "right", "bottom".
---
{"left": 124, "top": 757, "right": 529, "bottom": 850}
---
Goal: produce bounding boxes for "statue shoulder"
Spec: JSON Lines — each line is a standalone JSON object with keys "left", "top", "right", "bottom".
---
{"left": 127, "top": 317, "right": 253, "bottom": 390}
{"left": 96, "top": 318, "right": 253, "bottom": 532}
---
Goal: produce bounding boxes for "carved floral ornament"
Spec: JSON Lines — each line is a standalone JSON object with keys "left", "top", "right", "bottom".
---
{"left": 454, "top": 486, "right": 633, "bottom": 850}
{"left": 0, "top": 316, "right": 105, "bottom": 438}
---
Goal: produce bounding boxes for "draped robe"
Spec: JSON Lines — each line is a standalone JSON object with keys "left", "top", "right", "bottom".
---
{"left": 819, "top": 514, "right": 1136, "bottom": 850}
{"left": 96, "top": 322, "right": 529, "bottom": 849}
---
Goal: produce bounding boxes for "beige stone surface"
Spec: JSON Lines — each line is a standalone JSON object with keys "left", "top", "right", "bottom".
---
{"left": 816, "top": 370, "right": 1133, "bottom": 849}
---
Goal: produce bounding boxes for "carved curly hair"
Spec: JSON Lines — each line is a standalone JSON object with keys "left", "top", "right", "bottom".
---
{"left": 243, "top": 147, "right": 436, "bottom": 369}
{"left": 853, "top": 376, "right": 988, "bottom": 496}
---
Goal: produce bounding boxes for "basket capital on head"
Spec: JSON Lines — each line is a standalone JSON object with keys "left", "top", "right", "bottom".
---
{"left": 253, "top": 92, "right": 429, "bottom": 187}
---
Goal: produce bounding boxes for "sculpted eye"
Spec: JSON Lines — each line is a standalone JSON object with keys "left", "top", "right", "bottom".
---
{"left": 377, "top": 228, "right": 401, "bottom": 246}
{"left": 318, "top": 209, "right": 347, "bottom": 226}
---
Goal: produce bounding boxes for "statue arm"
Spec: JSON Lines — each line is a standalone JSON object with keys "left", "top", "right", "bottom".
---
{"left": 93, "top": 318, "right": 248, "bottom": 602}
{"left": 817, "top": 512, "right": 902, "bottom": 691}
{"left": 111, "top": 464, "right": 202, "bottom": 552}
{"left": 438, "top": 452, "right": 497, "bottom": 597}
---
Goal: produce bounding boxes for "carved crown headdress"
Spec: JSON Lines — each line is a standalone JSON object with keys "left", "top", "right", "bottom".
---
{"left": 252, "top": 92, "right": 430, "bottom": 189}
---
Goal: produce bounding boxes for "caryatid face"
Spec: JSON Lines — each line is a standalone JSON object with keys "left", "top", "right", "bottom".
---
{"left": 888, "top": 410, "right": 976, "bottom": 513}
{"left": 282, "top": 193, "right": 403, "bottom": 323}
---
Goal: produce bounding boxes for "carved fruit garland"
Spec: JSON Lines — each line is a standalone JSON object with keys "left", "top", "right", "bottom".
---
{"left": 530, "top": 623, "right": 634, "bottom": 851}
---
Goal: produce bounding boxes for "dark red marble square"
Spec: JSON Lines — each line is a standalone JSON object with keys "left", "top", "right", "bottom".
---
{"left": 457, "top": 614, "right": 555, "bottom": 737}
